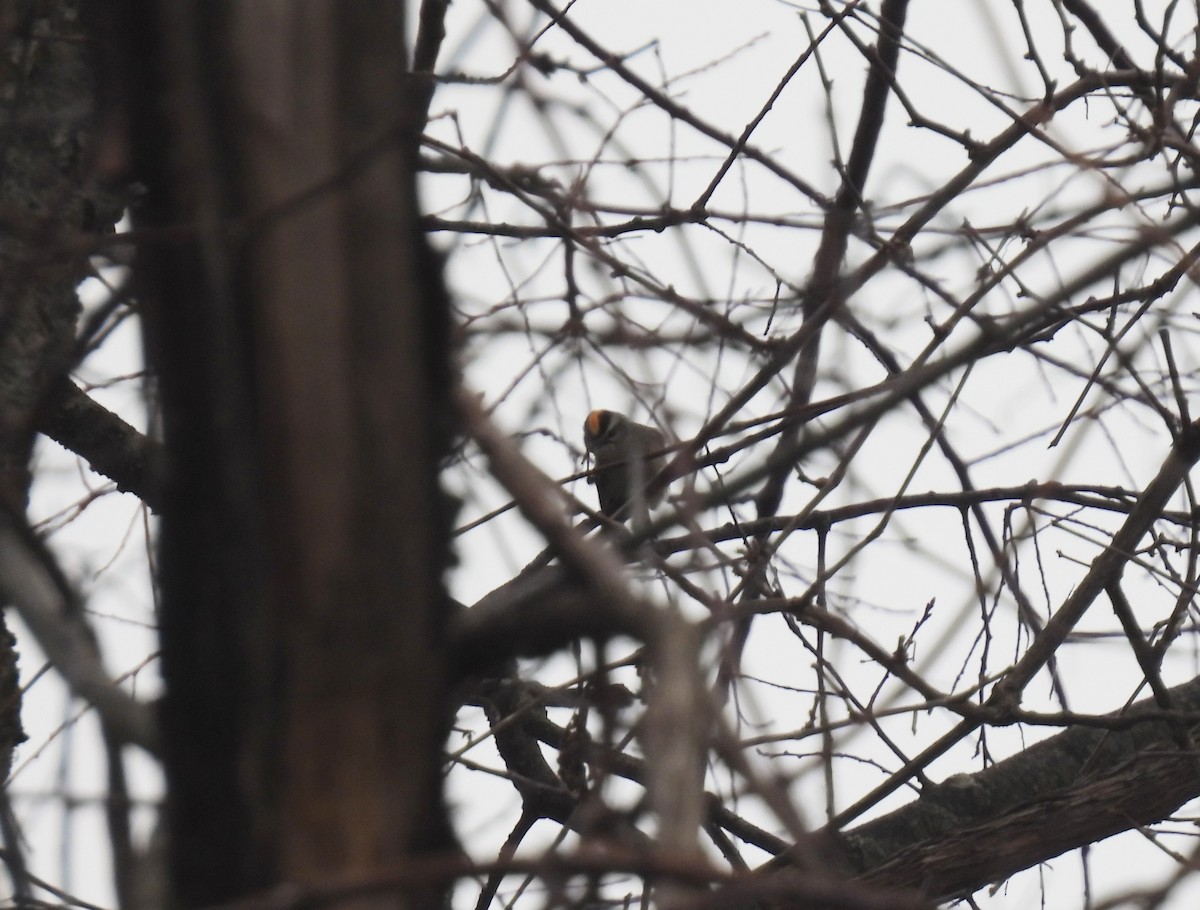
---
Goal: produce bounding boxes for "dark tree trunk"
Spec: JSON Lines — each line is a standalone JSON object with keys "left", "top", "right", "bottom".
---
{"left": 126, "top": 5, "right": 457, "bottom": 906}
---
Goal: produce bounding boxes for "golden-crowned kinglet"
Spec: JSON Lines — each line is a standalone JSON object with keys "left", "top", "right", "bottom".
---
{"left": 582, "top": 409, "right": 666, "bottom": 524}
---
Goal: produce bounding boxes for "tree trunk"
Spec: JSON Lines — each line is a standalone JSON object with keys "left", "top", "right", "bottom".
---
{"left": 128, "top": 5, "right": 456, "bottom": 905}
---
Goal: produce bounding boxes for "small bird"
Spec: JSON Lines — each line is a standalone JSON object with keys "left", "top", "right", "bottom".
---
{"left": 582, "top": 409, "right": 667, "bottom": 525}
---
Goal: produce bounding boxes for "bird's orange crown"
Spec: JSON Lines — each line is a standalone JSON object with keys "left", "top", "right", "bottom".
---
{"left": 585, "top": 409, "right": 609, "bottom": 436}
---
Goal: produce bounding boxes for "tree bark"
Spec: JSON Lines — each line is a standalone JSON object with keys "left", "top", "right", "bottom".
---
{"left": 129, "top": 4, "right": 456, "bottom": 905}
